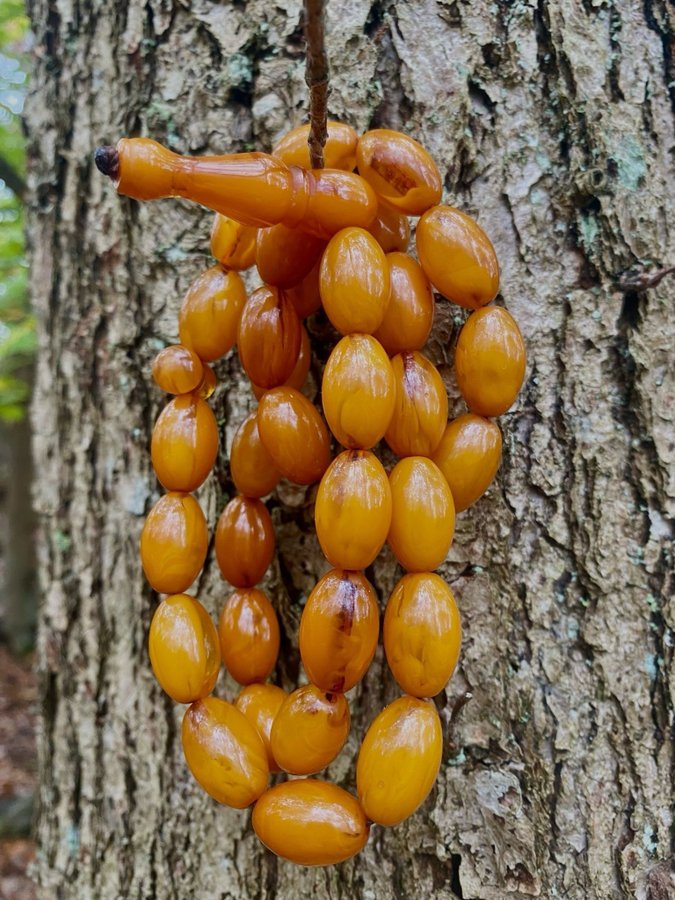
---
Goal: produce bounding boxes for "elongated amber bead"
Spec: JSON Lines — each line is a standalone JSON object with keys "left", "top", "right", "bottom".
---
{"left": 367, "top": 204, "right": 410, "bottom": 253}
{"left": 256, "top": 223, "right": 325, "bottom": 288}
{"left": 215, "top": 496, "right": 275, "bottom": 588}
{"left": 257, "top": 387, "right": 331, "bottom": 485}
{"left": 210, "top": 214, "right": 257, "bottom": 270}
{"left": 238, "top": 286, "right": 302, "bottom": 390}
{"left": 252, "top": 323, "right": 311, "bottom": 400}
{"left": 235, "top": 683, "right": 287, "bottom": 772}
{"left": 373, "top": 253, "right": 434, "bottom": 356}
{"left": 140, "top": 492, "right": 208, "bottom": 594}
{"left": 432, "top": 414, "right": 502, "bottom": 512}
{"left": 270, "top": 685, "right": 350, "bottom": 775}
{"left": 385, "top": 351, "right": 448, "bottom": 457}
{"left": 178, "top": 266, "right": 247, "bottom": 363}
{"left": 272, "top": 121, "right": 359, "bottom": 171}
{"left": 218, "top": 587, "right": 280, "bottom": 685}
{"left": 151, "top": 394, "right": 218, "bottom": 493}
{"left": 230, "top": 411, "right": 281, "bottom": 498}
{"left": 151, "top": 344, "right": 203, "bottom": 395}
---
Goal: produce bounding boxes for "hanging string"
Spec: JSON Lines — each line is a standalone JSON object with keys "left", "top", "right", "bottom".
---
{"left": 303, "top": 0, "right": 329, "bottom": 169}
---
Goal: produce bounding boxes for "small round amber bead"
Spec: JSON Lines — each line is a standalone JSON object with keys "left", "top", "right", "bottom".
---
{"left": 455, "top": 306, "right": 526, "bottom": 416}
{"left": 210, "top": 214, "right": 257, "bottom": 271}
{"left": 178, "top": 266, "right": 247, "bottom": 362}
{"left": 322, "top": 334, "right": 395, "bottom": 449}
{"left": 256, "top": 223, "right": 325, "bottom": 288}
{"left": 215, "top": 496, "right": 275, "bottom": 588}
{"left": 357, "top": 695, "right": 442, "bottom": 826}
{"left": 218, "top": 587, "right": 280, "bottom": 685}
{"left": 196, "top": 363, "right": 217, "bottom": 399}
{"left": 385, "top": 351, "right": 448, "bottom": 457}
{"left": 367, "top": 204, "right": 410, "bottom": 253}
{"left": 150, "top": 394, "right": 218, "bottom": 493}
{"left": 285, "top": 259, "right": 322, "bottom": 319}
{"left": 416, "top": 205, "right": 499, "bottom": 309}
{"left": 270, "top": 685, "right": 350, "bottom": 775}
{"left": 373, "top": 253, "right": 434, "bottom": 356}
{"left": 432, "top": 413, "right": 502, "bottom": 512}
{"left": 182, "top": 697, "right": 269, "bottom": 808}
{"left": 230, "top": 411, "right": 281, "bottom": 498}
{"left": 151, "top": 344, "right": 203, "bottom": 395}
{"left": 257, "top": 387, "right": 331, "bottom": 485}
{"left": 252, "top": 323, "right": 311, "bottom": 400}
{"left": 384, "top": 574, "right": 461, "bottom": 697}
{"left": 299, "top": 569, "right": 379, "bottom": 692}
{"left": 149, "top": 594, "right": 220, "bottom": 703}
{"left": 237, "top": 286, "right": 302, "bottom": 390}
{"left": 140, "top": 492, "right": 208, "bottom": 594}
{"left": 235, "top": 683, "right": 287, "bottom": 772}
{"left": 272, "top": 120, "right": 358, "bottom": 171}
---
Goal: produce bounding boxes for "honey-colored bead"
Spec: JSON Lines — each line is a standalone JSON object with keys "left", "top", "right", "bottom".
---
{"left": 367, "top": 204, "right": 410, "bottom": 253}
{"left": 285, "top": 259, "right": 322, "bottom": 319}
{"left": 215, "top": 496, "right": 275, "bottom": 588}
{"left": 218, "top": 588, "right": 280, "bottom": 685}
{"left": 432, "top": 414, "right": 502, "bottom": 512}
{"left": 319, "top": 227, "right": 390, "bottom": 335}
{"left": 238, "top": 286, "right": 302, "bottom": 390}
{"left": 256, "top": 223, "right": 325, "bottom": 288}
{"left": 299, "top": 569, "right": 379, "bottom": 692}
{"left": 235, "top": 683, "right": 287, "bottom": 772}
{"left": 178, "top": 266, "right": 247, "bottom": 362}
{"left": 150, "top": 394, "right": 218, "bottom": 493}
{"left": 315, "top": 450, "right": 392, "bottom": 570}
{"left": 384, "top": 574, "right": 461, "bottom": 697}
{"left": 388, "top": 457, "right": 455, "bottom": 572}
{"left": 151, "top": 344, "right": 203, "bottom": 395}
{"left": 272, "top": 120, "right": 358, "bottom": 171}
{"left": 257, "top": 387, "right": 331, "bottom": 485}
{"left": 270, "top": 685, "right": 350, "bottom": 775}
{"left": 455, "top": 306, "right": 526, "bottom": 416}
{"left": 230, "top": 411, "right": 281, "bottom": 498}
{"left": 357, "top": 695, "right": 442, "bottom": 826}
{"left": 182, "top": 697, "right": 269, "bottom": 808}
{"left": 385, "top": 351, "right": 448, "bottom": 457}
{"left": 140, "top": 492, "right": 208, "bottom": 594}
{"left": 210, "top": 214, "right": 257, "bottom": 271}
{"left": 149, "top": 594, "right": 220, "bottom": 703}
{"left": 416, "top": 205, "right": 499, "bottom": 309}
{"left": 252, "top": 323, "right": 311, "bottom": 400}
{"left": 322, "top": 334, "right": 395, "bottom": 449}
{"left": 356, "top": 129, "right": 442, "bottom": 216}
{"left": 374, "top": 253, "right": 434, "bottom": 356}
{"left": 196, "top": 363, "right": 217, "bottom": 399}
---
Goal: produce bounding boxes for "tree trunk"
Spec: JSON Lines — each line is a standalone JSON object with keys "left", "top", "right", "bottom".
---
{"left": 26, "top": 1, "right": 674, "bottom": 898}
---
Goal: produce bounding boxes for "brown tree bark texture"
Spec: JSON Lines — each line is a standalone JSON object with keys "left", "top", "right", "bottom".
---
{"left": 26, "top": 1, "right": 674, "bottom": 898}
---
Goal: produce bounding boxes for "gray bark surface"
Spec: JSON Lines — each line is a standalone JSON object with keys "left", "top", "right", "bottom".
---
{"left": 26, "top": 1, "right": 674, "bottom": 898}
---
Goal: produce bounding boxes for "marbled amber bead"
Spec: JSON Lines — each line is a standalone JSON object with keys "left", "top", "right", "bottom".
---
{"left": 196, "top": 363, "right": 217, "bottom": 399}
{"left": 388, "top": 457, "right": 455, "bottom": 572}
{"left": 357, "top": 695, "right": 442, "bottom": 826}
{"left": 182, "top": 697, "right": 269, "bottom": 808}
{"left": 272, "top": 120, "right": 358, "bottom": 171}
{"left": 285, "top": 259, "right": 322, "bottom": 319}
{"left": 210, "top": 214, "right": 257, "bottom": 271}
{"left": 367, "top": 204, "right": 410, "bottom": 253}
{"left": 140, "top": 492, "right": 208, "bottom": 594}
{"left": 455, "top": 306, "right": 526, "bottom": 416}
{"left": 257, "top": 387, "right": 331, "bottom": 485}
{"left": 383, "top": 574, "right": 461, "bottom": 697}
{"left": 237, "top": 286, "right": 302, "bottom": 390}
{"left": 322, "top": 334, "right": 395, "bottom": 449}
{"left": 178, "top": 266, "right": 247, "bottom": 362}
{"left": 149, "top": 594, "right": 220, "bottom": 703}
{"left": 218, "top": 588, "right": 280, "bottom": 685}
{"left": 256, "top": 223, "right": 325, "bottom": 288}
{"left": 432, "top": 414, "right": 502, "bottom": 512}
{"left": 270, "top": 685, "right": 350, "bottom": 775}
{"left": 214, "top": 496, "right": 275, "bottom": 588}
{"left": 235, "top": 683, "right": 287, "bottom": 772}
{"left": 151, "top": 344, "right": 203, "bottom": 395}
{"left": 385, "top": 351, "right": 448, "bottom": 457}
{"left": 230, "top": 411, "right": 281, "bottom": 498}
{"left": 374, "top": 253, "right": 434, "bottom": 356}
{"left": 299, "top": 569, "right": 379, "bottom": 692}
{"left": 151, "top": 394, "right": 218, "bottom": 493}
{"left": 252, "top": 323, "right": 311, "bottom": 400}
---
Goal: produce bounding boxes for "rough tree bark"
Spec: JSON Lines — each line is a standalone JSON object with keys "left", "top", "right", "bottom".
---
{"left": 26, "top": 1, "right": 673, "bottom": 898}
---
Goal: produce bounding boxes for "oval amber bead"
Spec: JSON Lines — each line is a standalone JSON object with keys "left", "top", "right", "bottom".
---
{"left": 182, "top": 697, "right": 269, "bottom": 808}
{"left": 315, "top": 450, "right": 392, "bottom": 570}
{"left": 151, "top": 344, "right": 203, "bottom": 395}
{"left": 373, "top": 253, "right": 434, "bottom": 356}
{"left": 257, "top": 387, "right": 331, "bottom": 485}
{"left": 385, "top": 351, "right": 448, "bottom": 457}
{"left": 285, "top": 259, "right": 322, "bottom": 319}
{"left": 299, "top": 569, "right": 379, "bottom": 692}
{"left": 367, "top": 204, "right": 410, "bottom": 253}
{"left": 252, "top": 323, "right": 311, "bottom": 400}
{"left": 150, "top": 394, "right": 218, "bottom": 493}
{"left": 149, "top": 594, "right": 220, "bottom": 703}
{"left": 357, "top": 695, "right": 442, "bottom": 826}
{"left": 210, "top": 214, "right": 257, "bottom": 271}
{"left": 356, "top": 129, "right": 442, "bottom": 216}
{"left": 215, "top": 496, "right": 275, "bottom": 588}
{"left": 384, "top": 573, "right": 461, "bottom": 698}
{"left": 272, "top": 120, "right": 358, "bottom": 171}
{"left": 235, "top": 683, "right": 287, "bottom": 772}
{"left": 218, "top": 587, "right": 280, "bottom": 685}
{"left": 416, "top": 205, "right": 499, "bottom": 309}
{"left": 256, "top": 223, "right": 325, "bottom": 288}
{"left": 270, "top": 685, "right": 350, "bottom": 775}
{"left": 196, "top": 363, "right": 217, "bottom": 399}
{"left": 140, "top": 492, "right": 208, "bottom": 594}
{"left": 388, "top": 457, "right": 455, "bottom": 572}
{"left": 322, "top": 334, "right": 395, "bottom": 449}
{"left": 178, "top": 266, "right": 247, "bottom": 362}
{"left": 238, "top": 286, "right": 302, "bottom": 390}
{"left": 230, "top": 411, "right": 281, "bottom": 498}
{"left": 319, "top": 227, "right": 390, "bottom": 335}
{"left": 432, "top": 413, "right": 502, "bottom": 512}
{"left": 455, "top": 306, "right": 526, "bottom": 416}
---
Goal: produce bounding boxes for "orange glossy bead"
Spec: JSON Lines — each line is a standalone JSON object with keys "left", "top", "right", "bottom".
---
{"left": 388, "top": 457, "right": 455, "bottom": 572}
{"left": 319, "top": 227, "right": 390, "bottom": 335}
{"left": 321, "top": 334, "right": 395, "bottom": 449}
{"left": 230, "top": 412, "right": 281, "bottom": 498}
{"left": 252, "top": 323, "right": 311, "bottom": 400}
{"left": 218, "top": 587, "right": 280, "bottom": 685}
{"left": 285, "top": 259, "right": 322, "bottom": 319}
{"left": 257, "top": 387, "right": 331, "bottom": 485}
{"left": 140, "top": 492, "right": 208, "bottom": 594}
{"left": 196, "top": 363, "right": 217, "bottom": 399}
{"left": 178, "top": 266, "right": 247, "bottom": 362}
{"left": 367, "top": 204, "right": 410, "bottom": 252}
{"left": 256, "top": 223, "right": 325, "bottom": 288}
{"left": 416, "top": 205, "right": 499, "bottom": 309}
{"left": 373, "top": 253, "right": 434, "bottom": 356}
{"left": 235, "top": 683, "right": 287, "bottom": 772}
{"left": 215, "top": 496, "right": 275, "bottom": 588}
{"left": 432, "top": 414, "right": 502, "bottom": 512}
{"left": 182, "top": 697, "right": 268, "bottom": 808}
{"left": 210, "top": 214, "right": 257, "bottom": 270}
{"left": 150, "top": 394, "right": 218, "bottom": 493}
{"left": 272, "top": 120, "right": 358, "bottom": 171}
{"left": 356, "top": 129, "right": 442, "bottom": 216}
{"left": 455, "top": 306, "right": 526, "bottom": 416}
{"left": 148, "top": 594, "right": 220, "bottom": 703}
{"left": 270, "top": 685, "right": 350, "bottom": 775}
{"left": 151, "top": 344, "right": 203, "bottom": 395}
{"left": 357, "top": 695, "right": 442, "bottom": 826}
{"left": 385, "top": 351, "right": 448, "bottom": 457}
{"left": 299, "top": 569, "right": 379, "bottom": 692}
{"left": 237, "top": 286, "right": 302, "bottom": 390}
{"left": 315, "top": 450, "right": 392, "bottom": 570}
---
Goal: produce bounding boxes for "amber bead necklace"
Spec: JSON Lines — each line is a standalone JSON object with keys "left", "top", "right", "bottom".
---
{"left": 96, "top": 122, "right": 526, "bottom": 867}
